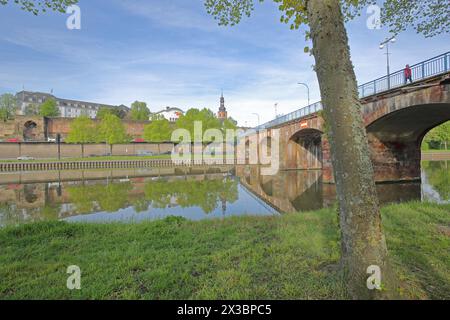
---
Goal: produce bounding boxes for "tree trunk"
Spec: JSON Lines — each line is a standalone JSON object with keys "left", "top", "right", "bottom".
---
{"left": 307, "top": 0, "right": 398, "bottom": 299}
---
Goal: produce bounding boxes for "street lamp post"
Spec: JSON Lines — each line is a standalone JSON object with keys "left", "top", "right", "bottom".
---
{"left": 379, "top": 36, "right": 396, "bottom": 90}
{"left": 297, "top": 82, "right": 310, "bottom": 106}
{"left": 252, "top": 113, "right": 260, "bottom": 127}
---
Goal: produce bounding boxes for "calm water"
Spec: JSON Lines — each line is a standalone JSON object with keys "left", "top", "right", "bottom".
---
{"left": 0, "top": 161, "right": 448, "bottom": 226}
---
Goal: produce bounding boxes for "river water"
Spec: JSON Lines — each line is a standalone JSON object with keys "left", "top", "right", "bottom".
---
{"left": 0, "top": 161, "right": 448, "bottom": 226}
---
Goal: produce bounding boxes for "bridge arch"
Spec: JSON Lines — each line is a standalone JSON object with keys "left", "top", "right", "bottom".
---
{"left": 367, "top": 103, "right": 450, "bottom": 182}
{"left": 286, "top": 128, "right": 323, "bottom": 170}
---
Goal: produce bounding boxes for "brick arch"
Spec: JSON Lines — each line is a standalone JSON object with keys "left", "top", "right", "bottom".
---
{"left": 366, "top": 103, "right": 450, "bottom": 182}
{"left": 284, "top": 128, "right": 324, "bottom": 170}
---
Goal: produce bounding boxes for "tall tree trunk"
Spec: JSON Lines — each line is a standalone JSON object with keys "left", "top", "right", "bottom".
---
{"left": 307, "top": 0, "right": 397, "bottom": 299}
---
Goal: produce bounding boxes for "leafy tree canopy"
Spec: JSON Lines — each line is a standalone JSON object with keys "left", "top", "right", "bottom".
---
{"left": 97, "top": 114, "right": 129, "bottom": 145}
{"left": 130, "top": 101, "right": 150, "bottom": 121}
{"left": 204, "top": 0, "right": 449, "bottom": 38}
{"left": 0, "top": 0, "right": 78, "bottom": 15}
{"left": 39, "top": 98, "right": 60, "bottom": 117}
{"left": 0, "top": 93, "right": 17, "bottom": 121}
{"left": 96, "top": 106, "right": 125, "bottom": 120}
{"left": 143, "top": 118, "right": 172, "bottom": 142}
{"left": 423, "top": 121, "right": 450, "bottom": 150}
{"left": 176, "top": 108, "right": 221, "bottom": 142}
{"left": 66, "top": 115, "right": 97, "bottom": 144}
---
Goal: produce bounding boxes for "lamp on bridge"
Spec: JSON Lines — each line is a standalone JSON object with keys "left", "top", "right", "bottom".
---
{"left": 379, "top": 36, "right": 397, "bottom": 90}
{"left": 297, "top": 82, "right": 311, "bottom": 107}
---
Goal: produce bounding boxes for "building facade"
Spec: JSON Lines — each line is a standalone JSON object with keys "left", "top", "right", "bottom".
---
{"left": 15, "top": 91, "right": 129, "bottom": 119}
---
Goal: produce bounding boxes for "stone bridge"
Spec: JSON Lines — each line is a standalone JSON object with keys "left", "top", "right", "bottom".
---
{"left": 245, "top": 72, "right": 450, "bottom": 183}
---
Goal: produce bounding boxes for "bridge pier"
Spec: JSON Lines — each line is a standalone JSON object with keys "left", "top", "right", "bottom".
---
{"left": 368, "top": 134, "right": 422, "bottom": 183}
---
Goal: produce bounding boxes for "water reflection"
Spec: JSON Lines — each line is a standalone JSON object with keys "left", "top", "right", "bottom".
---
{"left": 0, "top": 161, "right": 447, "bottom": 226}
{"left": 422, "top": 161, "right": 449, "bottom": 203}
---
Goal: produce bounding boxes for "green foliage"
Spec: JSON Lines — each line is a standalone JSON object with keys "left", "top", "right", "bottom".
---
{"left": 143, "top": 178, "right": 238, "bottom": 213}
{"left": 176, "top": 108, "right": 221, "bottom": 142}
{"left": 204, "top": 0, "right": 449, "bottom": 37}
{"left": 65, "top": 115, "right": 97, "bottom": 144}
{"left": 130, "top": 101, "right": 150, "bottom": 121}
{"left": 143, "top": 118, "right": 172, "bottom": 142}
{"left": 423, "top": 121, "right": 450, "bottom": 150}
{"left": 97, "top": 114, "right": 129, "bottom": 145}
{"left": 0, "top": 93, "right": 17, "bottom": 121}
{"left": 222, "top": 117, "right": 238, "bottom": 130}
{"left": 96, "top": 106, "right": 125, "bottom": 120}
{"left": 39, "top": 98, "right": 60, "bottom": 117}
{"left": 0, "top": 202, "right": 449, "bottom": 299}
{"left": 0, "top": 0, "right": 78, "bottom": 15}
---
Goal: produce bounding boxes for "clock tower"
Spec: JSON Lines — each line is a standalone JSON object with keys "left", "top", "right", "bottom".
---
{"left": 218, "top": 92, "right": 228, "bottom": 121}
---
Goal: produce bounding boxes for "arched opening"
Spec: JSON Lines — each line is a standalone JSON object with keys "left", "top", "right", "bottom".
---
{"left": 286, "top": 129, "right": 323, "bottom": 170}
{"left": 23, "top": 121, "right": 38, "bottom": 141}
{"left": 366, "top": 103, "right": 450, "bottom": 182}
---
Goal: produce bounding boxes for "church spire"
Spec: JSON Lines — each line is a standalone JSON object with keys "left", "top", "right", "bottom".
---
{"left": 218, "top": 91, "right": 227, "bottom": 121}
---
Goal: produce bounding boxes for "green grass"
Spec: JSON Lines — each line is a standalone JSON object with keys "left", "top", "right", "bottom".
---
{"left": 0, "top": 202, "right": 449, "bottom": 300}
{"left": 422, "top": 150, "right": 450, "bottom": 153}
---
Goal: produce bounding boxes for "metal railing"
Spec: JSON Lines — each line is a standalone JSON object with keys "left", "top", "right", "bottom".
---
{"left": 255, "top": 51, "right": 450, "bottom": 131}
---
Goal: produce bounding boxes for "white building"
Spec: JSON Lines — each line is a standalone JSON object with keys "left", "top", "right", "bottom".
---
{"left": 152, "top": 107, "right": 184, "bottom": 122}
{"left": 15, "top": 91, "right": 129, "bottom": 119}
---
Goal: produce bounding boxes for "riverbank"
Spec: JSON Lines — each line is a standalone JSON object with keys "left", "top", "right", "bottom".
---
{"left": 1, "top": 201, "right": 449, "bottom": 299}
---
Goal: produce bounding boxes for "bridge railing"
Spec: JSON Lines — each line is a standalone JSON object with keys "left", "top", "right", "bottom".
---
{"left": 358, "top": 51, "right": 450, "bottom": 97}
{"left": 256, "top": 51, "right": 450, "bottom": 131}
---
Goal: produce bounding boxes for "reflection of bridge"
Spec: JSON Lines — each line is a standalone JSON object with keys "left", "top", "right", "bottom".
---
{"left": 235, "top": 165, "right": 422, "bottom": 213}
{"left": 245, "top": 52, "right": 450, "bottom": 183}
{"left": 235, "top": 166, "right": 336, "bottom": 213}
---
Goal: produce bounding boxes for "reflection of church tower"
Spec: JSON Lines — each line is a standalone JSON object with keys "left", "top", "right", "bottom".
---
{"left": 218, "top": 91, "right": 228, "bottom": 122}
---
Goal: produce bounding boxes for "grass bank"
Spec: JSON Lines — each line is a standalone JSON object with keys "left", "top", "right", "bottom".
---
{"left": 0, "top": 202, "right": 449, "bottom": 300}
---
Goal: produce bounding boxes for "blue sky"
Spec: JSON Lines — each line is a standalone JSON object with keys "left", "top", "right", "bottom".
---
{"left": 0, "top": 0, "right": 448, "bottom": 126}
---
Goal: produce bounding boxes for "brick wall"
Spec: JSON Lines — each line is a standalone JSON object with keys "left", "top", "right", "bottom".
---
{"left": 0, "top": 142, "right": 174, "bottom": 159}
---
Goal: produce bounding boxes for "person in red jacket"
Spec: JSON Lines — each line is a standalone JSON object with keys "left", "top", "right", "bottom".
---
{"left": 404, "top": 64, "right": 413, "bottom": 84}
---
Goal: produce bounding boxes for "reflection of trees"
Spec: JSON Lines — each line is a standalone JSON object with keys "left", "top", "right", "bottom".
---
{"left": 67, "top": 182, "right": 133, "bottom": 213}
{"left": 144, "top": 178, "right": 238, "bottom": 214}
{"left": 423, "top": 161, "right": 449, "bottom": 200}
{"left": 0, "top": 202, "right": 61, "bottom": 226}
{"left": 65, "top": 177, "right": 239, "bottom": 215}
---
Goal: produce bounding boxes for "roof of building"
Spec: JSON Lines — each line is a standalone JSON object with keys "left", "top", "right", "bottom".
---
{"left": 16, "top": 91, "right": 129, "bottom": 110}
{"left": 154, "top": 106, "right": 185, "bottom": 114}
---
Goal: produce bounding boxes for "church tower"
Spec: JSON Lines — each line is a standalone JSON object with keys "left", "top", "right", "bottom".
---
{"left": 218, "top": 91, "right": 228, "bottom": 122}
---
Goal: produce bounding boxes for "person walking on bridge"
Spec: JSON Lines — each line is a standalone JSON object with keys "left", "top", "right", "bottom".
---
{"left": 404, "top": 64, "right": 413, "bottom": 84}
